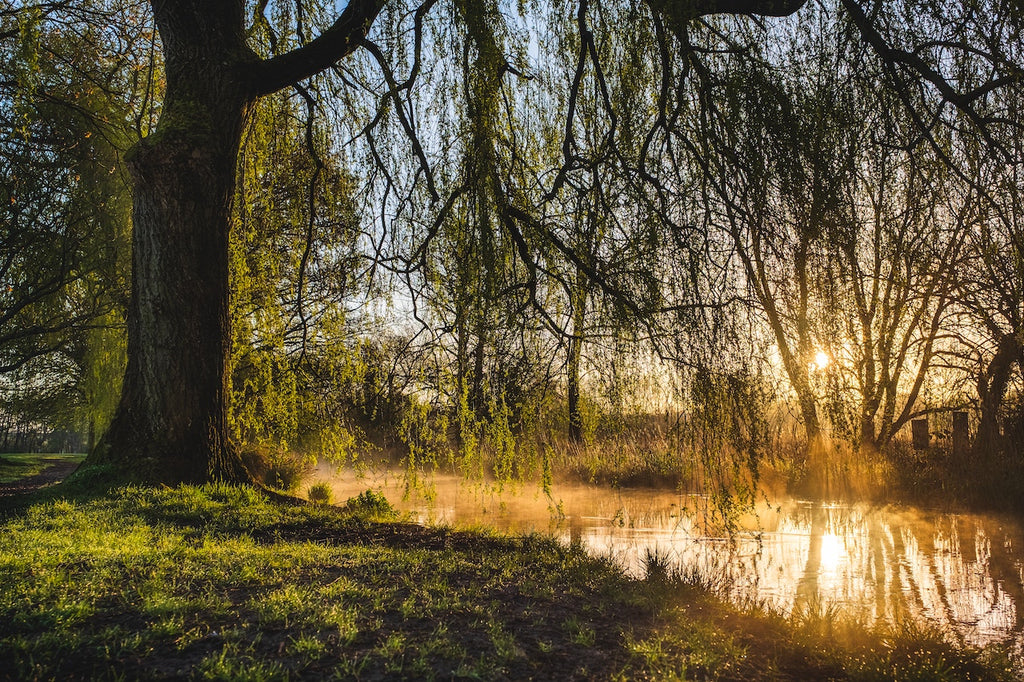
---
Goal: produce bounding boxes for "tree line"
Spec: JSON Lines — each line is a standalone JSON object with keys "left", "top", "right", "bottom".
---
{"left": 0, "top": 0, "right": 1021, "bottom": 494}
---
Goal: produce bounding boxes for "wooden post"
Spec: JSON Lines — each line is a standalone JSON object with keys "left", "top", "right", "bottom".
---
{"left": 952, "top": 411, "right": 969, "bottom": 458}
{"left": 912, "top": 418, "right": 930, "bottom": 450}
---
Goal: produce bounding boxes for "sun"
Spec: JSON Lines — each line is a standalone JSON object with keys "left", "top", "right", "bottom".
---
{"left": 813, "top": 350, "right": 830, "bottom": 370}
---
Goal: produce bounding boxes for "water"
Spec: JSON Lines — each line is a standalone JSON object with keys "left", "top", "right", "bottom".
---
{"left": 314, "top": 465, "right": 1024, "bottom": 652}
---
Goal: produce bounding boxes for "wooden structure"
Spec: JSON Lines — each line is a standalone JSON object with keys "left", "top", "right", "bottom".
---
{"left": 912, "top": 418, "right": 930, "bottom": 450}
{"left": 952, "top": 411, "right": 969, "bottom": 458}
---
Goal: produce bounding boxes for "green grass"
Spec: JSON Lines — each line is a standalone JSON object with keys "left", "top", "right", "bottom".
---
{"left": 0, "top": 480, "right": 1016, "bottom": 680}
{"left": 0, "top": 452, "right": 85, "bottom": 484}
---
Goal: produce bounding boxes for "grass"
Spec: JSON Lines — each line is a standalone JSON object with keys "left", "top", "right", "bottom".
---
{"left": 0, "top": 478, "right": 1017, "bottom": 680}
{"left": 0, "top": 452, "right": 85, "bottom": 484}
{"left": 548, "top": 423, "right": 689, "bottom": 489}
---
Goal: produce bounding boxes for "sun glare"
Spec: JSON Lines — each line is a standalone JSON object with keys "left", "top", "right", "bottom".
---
{"left": 820, "top": 533, "right": 844, "bottom": 571}
{"left": 814, "top": 351, "right": 830, "bottom": 370}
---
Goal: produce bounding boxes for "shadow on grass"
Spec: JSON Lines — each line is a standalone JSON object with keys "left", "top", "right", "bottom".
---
{"left": 0, "top": 482, "right": 1016, "bottom": 680}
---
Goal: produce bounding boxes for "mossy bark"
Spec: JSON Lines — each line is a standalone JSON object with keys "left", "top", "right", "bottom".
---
{"left": 87, "top": 1, "right": 257, "bottom": 483}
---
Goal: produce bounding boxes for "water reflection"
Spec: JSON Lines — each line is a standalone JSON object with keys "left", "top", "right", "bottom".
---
{"left": 316, "top": 466, "right": 1024, "bottom": 650}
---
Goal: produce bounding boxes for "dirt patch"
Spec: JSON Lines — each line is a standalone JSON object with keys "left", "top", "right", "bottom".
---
{"left": 0, "top": 459, "right": 80, "bottom": 497}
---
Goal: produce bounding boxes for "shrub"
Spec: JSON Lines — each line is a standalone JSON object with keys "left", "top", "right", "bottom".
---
{"left": 307, "top": 482, "right": 333, "bottom": 505}
{"left": 240, "top": 447, "right": 311, "bottom": 492}
{"left": 344, "top": 489, "right": 397, "bottom": 519}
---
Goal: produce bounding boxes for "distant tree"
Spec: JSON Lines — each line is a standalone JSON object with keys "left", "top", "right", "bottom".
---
{"left": 663, "top": 0, "right": 1020, "bottom": 461}
{"left": 676, "top": 13, "right": 848, "bottom": 449}
{"left": 0, "top": 2, "right": 150, "bottom": 448}
{"left": 836, "top": 0, "right": 1024, "bottom": 452}
{"left": 954, "top": 91, "right": 1024, "bottom": 457}
{"left": 805, "top": 28, "right": 968, "bottom": 451}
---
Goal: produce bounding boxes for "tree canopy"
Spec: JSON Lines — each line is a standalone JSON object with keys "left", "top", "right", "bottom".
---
{"left": 1, "top": 0, "right": 1021, "bottom": 489}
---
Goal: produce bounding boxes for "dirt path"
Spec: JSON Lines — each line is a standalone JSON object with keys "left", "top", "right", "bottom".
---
{"left": 0, "top": 460, "right": 80, "bottom": 498}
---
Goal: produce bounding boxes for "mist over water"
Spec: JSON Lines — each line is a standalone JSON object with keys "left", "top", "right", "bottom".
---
{"left": 314, "top": 464, "right": 1024, "bottom": 654}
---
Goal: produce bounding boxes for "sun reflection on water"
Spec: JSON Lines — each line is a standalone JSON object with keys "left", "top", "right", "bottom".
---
{"left": 820, "top": 532, "right": 844, "bottom": 571}
{"left": 316, "top": 465, "right": 1024, "bottom": 654}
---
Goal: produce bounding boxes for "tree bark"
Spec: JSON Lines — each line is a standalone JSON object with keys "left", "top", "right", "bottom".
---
{"left": 91, "top": 119, "right": 250, "bottom": 482}
{"left": 976, "top": 333, "right": 1024, "bottom": 459}
{"left": 87, "top": 0, "right": 256, "bottom": 483}
{"left": 567, "top": 332, "right": 584, "bottom": 445}
{"left": 82, "top": 0, "right": 383, "bottom": 484}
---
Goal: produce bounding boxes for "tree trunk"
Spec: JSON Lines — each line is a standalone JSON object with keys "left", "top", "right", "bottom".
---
{"left": 976, "top": 333, "right": 1023, "bottom": 459}
{"left": 567, "top": 333, "right": 584, "bottom": 445}
{"left": 567, "top": 280, "right": 588, "bottom": 445}
{"left": 86, "top": 1, "right": 256, "bottom": 484}
{"left": 856, "top": 385, "right": 880, "bottom": 448}
{"left": 859, "top": 412, "right": 876, "bottom": 452}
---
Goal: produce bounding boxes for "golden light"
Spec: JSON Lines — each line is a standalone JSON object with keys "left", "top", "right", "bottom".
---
{"left": 820, "top": 533, "right": 844, "bottom": 571}
{"left": 814, "top": 350, "right": 830, "bottom": 370}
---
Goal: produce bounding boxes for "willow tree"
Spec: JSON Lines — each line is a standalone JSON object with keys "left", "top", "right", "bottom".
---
{"left": 69, "top": 0, "right": 810, "bottom": 484}
{"left": 87, "top": 0, "right": 387, "bottom": 482}
{"left": 230, "top": 85, "right": 363, "bottom": 462}
{"left": 684, "top": 6, "right": 968, "bottom": 453}
{"left": 0, "top": 1, "right": 148, "bottom": 450}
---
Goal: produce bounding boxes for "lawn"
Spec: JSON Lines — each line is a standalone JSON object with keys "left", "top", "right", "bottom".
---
{"left": 0, "top": 474, "right": 1016, "bottom": 680}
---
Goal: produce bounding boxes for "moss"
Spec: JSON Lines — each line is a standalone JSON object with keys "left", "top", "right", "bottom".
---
{"left": 124, "top": 98, "right": 218, "bottom": 164}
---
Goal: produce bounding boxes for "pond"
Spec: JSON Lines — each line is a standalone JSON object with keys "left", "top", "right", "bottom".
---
{"left": 312, "top": 465, "right": 1024, "bottom": 654}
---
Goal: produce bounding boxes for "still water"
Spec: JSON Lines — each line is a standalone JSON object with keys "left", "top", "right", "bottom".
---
{"left": 315, "top": 466, "right": 1024, "bottom": 652}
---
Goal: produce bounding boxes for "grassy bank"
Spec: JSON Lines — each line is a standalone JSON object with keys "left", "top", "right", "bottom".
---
{"left": 0, "top": 478, "right": 1015, "bottom": 681}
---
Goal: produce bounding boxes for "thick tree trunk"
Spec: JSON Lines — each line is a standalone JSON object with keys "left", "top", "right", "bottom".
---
{"left": 86, "top": 1, "right": 256, "bottom": 483}
{"left": 91, "top": 130, "right": 247, "bottom": 482}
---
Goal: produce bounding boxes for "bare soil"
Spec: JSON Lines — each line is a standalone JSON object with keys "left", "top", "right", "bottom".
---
{"left": 0, "top": 458, "right": 80, "bottom": 497}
